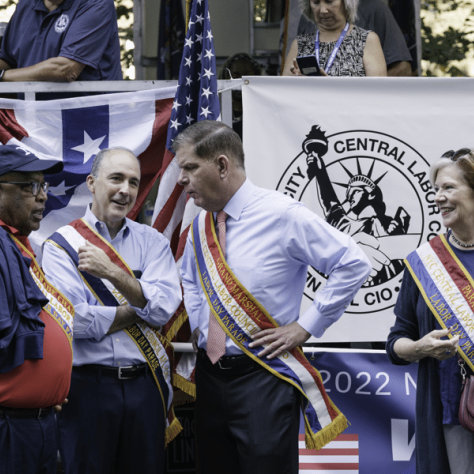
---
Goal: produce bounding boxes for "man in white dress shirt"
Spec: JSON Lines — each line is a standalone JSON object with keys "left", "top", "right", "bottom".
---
{"left": 177, "top": 121, "right": 371, "bottom": 474}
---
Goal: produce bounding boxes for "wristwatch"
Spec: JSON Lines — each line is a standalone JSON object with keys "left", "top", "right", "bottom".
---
{"left": 0, "top": 70, "right": 5, "bottom": 81}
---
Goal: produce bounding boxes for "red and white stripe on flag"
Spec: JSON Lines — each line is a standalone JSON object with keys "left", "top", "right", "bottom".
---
{"left": 299, "top": 434, "right": 359, "bottom": 473}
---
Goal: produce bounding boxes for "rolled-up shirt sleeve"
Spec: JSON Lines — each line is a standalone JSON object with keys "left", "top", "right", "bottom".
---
{"left": 282, "top": 203, "right": 372, "bottom": 338}
{"left": 129, "top": 234, "right": 181, "bottom": 326}
{"left": 42, "top": 241, "right": 115, "bottom": 341}
{"left": 43, "top": 231, "right": 182, "bottom": 338}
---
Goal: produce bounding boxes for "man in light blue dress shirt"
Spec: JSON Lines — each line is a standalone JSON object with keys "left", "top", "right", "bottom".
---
{"left": 42, "top": 147, "right": 182, "bottom": 474}
{"left": 176, "top": 121, "right": 371, "bottom": 474}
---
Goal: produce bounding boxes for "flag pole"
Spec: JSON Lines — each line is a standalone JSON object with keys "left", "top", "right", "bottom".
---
{"left": 281, "top": 0, "right": 291, "bottom": 74}
{"left": 186, "top": 0, "right": 192, "bottom": 32}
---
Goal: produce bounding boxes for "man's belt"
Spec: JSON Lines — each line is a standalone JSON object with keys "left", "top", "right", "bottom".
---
{"left": 198, "top": 349, "right": 254, "bottom": 369}
{"left": 0, "top": 406, "right": 53, "bottom": 420}
{"left": 74, "top": 364, "right": 148, "bottom": 380}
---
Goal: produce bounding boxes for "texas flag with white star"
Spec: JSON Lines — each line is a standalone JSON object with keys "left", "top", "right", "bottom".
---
{"left": 0, "top": 87, "right": 177, "bottom": 255}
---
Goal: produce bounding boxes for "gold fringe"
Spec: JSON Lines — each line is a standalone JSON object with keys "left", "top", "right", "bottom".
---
{"left": 165, "top": 414, "right": 183, "bottom": 446}
{"left": 164, "top": 310, "right": 188, "bottom": 341}
{"left": 173, "top": 373, "right": 196, "bottom": 400}
{"left": 304, "top": 412, "right": 348, "bottom": 451}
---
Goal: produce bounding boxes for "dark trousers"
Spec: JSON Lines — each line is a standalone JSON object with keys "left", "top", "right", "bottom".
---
{"left": 0, "top": 408, "right": 57, "bottom": 474}
{"left": 195, "top": 352, "right": 300, "bottom": 474}
{"left": 58, "top": 367, "right": 166, "bottom": 474}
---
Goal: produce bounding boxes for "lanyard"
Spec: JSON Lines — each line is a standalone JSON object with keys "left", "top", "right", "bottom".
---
{"left": 315, "top": 22, "right": 350, "bottom": 73}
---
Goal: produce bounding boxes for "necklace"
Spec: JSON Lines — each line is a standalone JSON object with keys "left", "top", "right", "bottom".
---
{"left": 450, "top": 231, "right": 474, "bottom": 248}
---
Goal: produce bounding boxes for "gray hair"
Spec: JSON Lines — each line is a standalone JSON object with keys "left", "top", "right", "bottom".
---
{"left": 299, "top": 0, "right": 359, "bottom": 25}
{"left": 90, "top": 147, "right": 139, "bottom": 178}
{"left": 172, "top": 121, "right": 245, "bottom": 169}
{"left": 430, "top": 149, "right": 474, "bottom": 191}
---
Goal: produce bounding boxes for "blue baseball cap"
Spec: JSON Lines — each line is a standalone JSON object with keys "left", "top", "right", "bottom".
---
{"left": 0, "top": 145, "right": 63, "bottom": 175}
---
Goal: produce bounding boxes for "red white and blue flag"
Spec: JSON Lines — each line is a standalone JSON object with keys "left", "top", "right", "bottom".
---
{"left": 298, "top": 434, "right": 359, "bottom": 473}
{"left": 0, "top": 87, "right": 177, "bottom": 254}
{"left": 152, "top": 0, "right": 221, "bottom": 262}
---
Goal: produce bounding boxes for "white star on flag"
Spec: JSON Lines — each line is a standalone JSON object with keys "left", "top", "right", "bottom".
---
{"left": 200, "top": 106, "right": 211, "bottom": 118}
{"left": 203, "top": 68, "right": 214, "bottom": 79}
{"left": 202, "top": 87, "right": 212, "bottom": 98}
{"left": 71, "top": 131, "right": 106, "bottom": 164}
{"left": 49, "top": 180, "right": 76, "bottom": 195}
{"left": 170, "top": 118, "right": 180, "bottom": 130}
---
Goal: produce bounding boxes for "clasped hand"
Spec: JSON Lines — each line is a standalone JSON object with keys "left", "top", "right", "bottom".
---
{"left": 78, "top": 240, "right": 113, "bottom": 279}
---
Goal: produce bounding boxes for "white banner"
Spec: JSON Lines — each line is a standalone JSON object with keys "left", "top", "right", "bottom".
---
{"left": 240, "top": 77, "right": 472, "bottom": 342}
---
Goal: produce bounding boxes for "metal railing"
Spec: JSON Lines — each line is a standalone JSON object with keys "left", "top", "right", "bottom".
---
{"left": 0, "top": 80, "right": 236, "bottom": 127}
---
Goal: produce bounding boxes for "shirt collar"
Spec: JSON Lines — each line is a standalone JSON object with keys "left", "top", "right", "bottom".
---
{"left": 35, "top": 0, "right": 75, "bottom": 14}
{"left": 0, "top": 219, "right": 35, "bottom": 256}
{"left": 221, "top": 178, "right": 255, "bottom": 221}
{"left": 84, "top": 205, "right": 130, "bottom": 240}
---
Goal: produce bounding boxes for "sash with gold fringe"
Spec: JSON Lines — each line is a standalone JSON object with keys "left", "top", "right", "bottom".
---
{"left": 192, "top": 211, "right": 347, "bottom": 450}
{"left": 405, "top": 234, "right": 474, "bottom": 372}
{"left": 12, "top": 234, "right": 74, "bottom": 358}
{"left": 46, "top": 219, "right": 182, "bottom": 444}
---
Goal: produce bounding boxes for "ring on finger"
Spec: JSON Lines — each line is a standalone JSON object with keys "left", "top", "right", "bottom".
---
{"left": 445, "top": 349, "right": 452, "bottom": 355}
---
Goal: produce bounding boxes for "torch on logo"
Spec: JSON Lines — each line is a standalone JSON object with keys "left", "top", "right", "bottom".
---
{"left": 277, "top": 126, "right": 443, "bottom": 314}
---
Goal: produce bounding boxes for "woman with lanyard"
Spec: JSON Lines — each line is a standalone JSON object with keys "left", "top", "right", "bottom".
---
{"left": 387, "top": 148, "right": 474, "bottom": 473}
{"left": 283, "top": 0, "right": 386, "bottom": 76}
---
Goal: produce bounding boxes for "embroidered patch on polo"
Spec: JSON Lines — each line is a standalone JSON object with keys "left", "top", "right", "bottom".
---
{"left": 55, "top": 14, "right": 69, "bottom": 33}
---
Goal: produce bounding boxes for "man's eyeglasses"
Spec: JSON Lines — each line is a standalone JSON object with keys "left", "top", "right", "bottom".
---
{"left": 441, "top": 148, "right": 472, "bottom": 162}
{"left": 0, "top": 181, "right": 50, "bottom": 197}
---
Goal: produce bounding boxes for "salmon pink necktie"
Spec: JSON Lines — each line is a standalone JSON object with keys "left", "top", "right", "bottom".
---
{"left": 207, "top": 211, "right": 228, "bottom": 364}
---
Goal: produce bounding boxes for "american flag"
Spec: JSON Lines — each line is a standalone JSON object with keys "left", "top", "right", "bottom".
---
{"left": 152, "top": 0, "right": 220, "bottom": 261}
{"left": 299, "top": 434, "right": 359, "bottom": 473}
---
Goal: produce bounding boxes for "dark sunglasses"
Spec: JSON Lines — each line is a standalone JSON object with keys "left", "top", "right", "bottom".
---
{"left": 441, "top": 148, "right": 472, "bottom": 161}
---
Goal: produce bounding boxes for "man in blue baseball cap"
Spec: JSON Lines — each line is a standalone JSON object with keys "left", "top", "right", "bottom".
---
{"left": 0, "top": 144, "right": 74, "bottom": 474}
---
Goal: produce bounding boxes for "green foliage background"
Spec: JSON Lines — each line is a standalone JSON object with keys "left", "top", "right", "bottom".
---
{"left": 422, "top": 0, "right": 474, "bottom": 76}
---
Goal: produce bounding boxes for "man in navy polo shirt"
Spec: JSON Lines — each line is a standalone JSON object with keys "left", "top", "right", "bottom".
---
{"left": 0, "top": 0, "right": 122, "bottom": 82}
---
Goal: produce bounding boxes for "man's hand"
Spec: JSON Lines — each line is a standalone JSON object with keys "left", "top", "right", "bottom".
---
{"left": 78, "top": 240, "right": 114, "bottom": 279}
{"left": 248, "top": 321, "right": 310, "bottom": 359}
{"left": 79, "top": 240, "right": 147, "bottom": 309}
{"left": 191, "top": 328, "right": 200, "bottom": 353}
